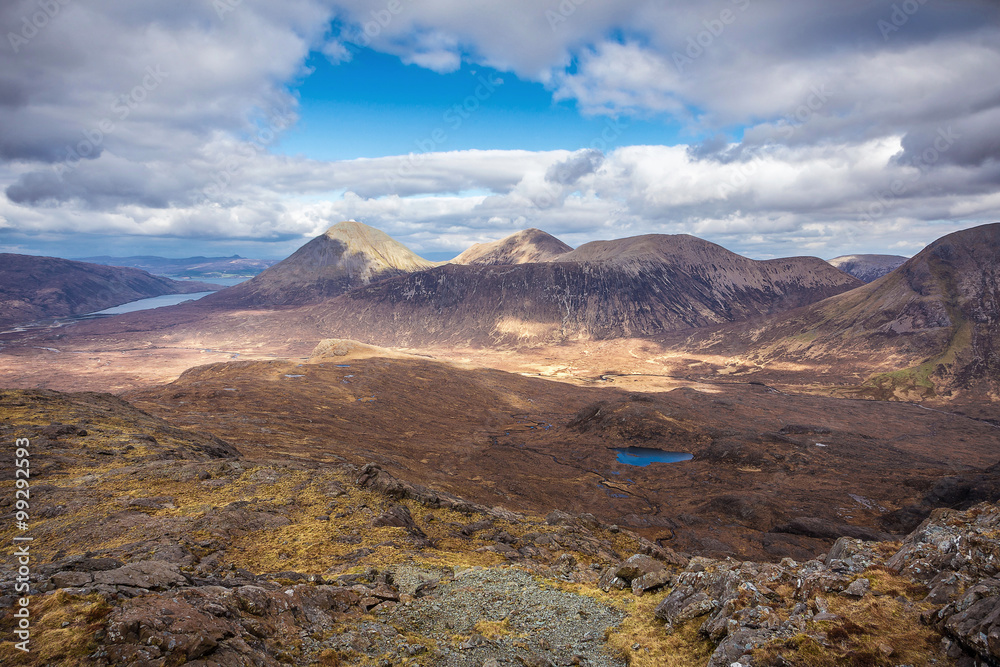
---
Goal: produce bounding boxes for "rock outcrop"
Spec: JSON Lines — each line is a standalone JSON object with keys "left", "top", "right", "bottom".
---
{"left": 646, "top": 501, "right": 1000, "bottom": 666}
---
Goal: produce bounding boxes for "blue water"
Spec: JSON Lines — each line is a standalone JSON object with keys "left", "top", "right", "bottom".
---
{"left": 614, "top": 447, "right": 693, "bottom": 467}
{"left": 197, "top": 277, "right": 248, "bottom": 286}
{"left": 91, "top": 291, "right": 216, "bottom": 315}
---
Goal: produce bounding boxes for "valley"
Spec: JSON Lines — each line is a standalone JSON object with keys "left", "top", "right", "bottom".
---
{"left": 3, "top": 220, "right": 1000, "bottom": 666}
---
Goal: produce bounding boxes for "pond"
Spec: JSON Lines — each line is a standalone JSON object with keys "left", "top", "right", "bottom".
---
{"left": 614, "top": 447, "right": 693, "bottom": 467}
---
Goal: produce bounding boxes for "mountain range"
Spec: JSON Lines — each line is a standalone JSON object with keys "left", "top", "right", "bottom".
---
{"left": 204, "top": 221, "right": 859, "bottom": 346}
{"left": 3, "top": 221, "right": 1000, "bottom": 666}
{"left": 827, "top": 253, "right": 908, "bottom": 283}
{"left": 0, "top": 254, "right": 219, "bottom": 329}
{"left": 320, "top": 240, "right": 859, "bottom": 346}
{"left": 5, "top": 220, "right": 998, "bottom": 400}
{"left": 682, "top": 223, "right": 1000, "bottom": 399}
{"left": 80, "top": 254, "right": 277, "bottom": 278}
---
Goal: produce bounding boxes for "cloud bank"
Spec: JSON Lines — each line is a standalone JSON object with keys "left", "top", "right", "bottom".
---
{"left": 2, "top": 0, "right": 999, "bottom": 258}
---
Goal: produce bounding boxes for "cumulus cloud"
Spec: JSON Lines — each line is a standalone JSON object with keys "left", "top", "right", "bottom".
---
{"left": 1, "top": 0, "right": 999, "bottom": 260}
{"left": 545, "top": 149, "right": 604, "bottom": 185}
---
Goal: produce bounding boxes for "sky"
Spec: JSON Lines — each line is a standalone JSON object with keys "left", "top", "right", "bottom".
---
{"left": 1, "top": 1, "right": 999, "bottom": 262}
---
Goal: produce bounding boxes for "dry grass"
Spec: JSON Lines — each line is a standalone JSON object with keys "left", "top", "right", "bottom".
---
{"left": 753, "top": 572, "right": 948, "bottom": 667}
{"left": 0, "top": 591, "right": 110, "bottom": 666}
{"left": 473, "top": 618, "right": 522, "bottom": 640}
{"left": 554, "top": 580, "right": 714, "bottom": 667}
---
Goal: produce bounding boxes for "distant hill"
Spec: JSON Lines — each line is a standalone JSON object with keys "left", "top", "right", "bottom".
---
{"left": 828, "top": 254, "right": 907, "bottom": 283}
{"left": 699, "top": 223, "right": 1000, "bottom": 398}
{"left": 0, "top": 254, "right": 220, "bottom": 328}
{"left": 80, "top": 255, "right": 277, "bottom": 278}
{"left": 452, "top": 228, "right": 572, "bottom": 265}
{"left": 304, "top": 233, "right": 861, "bottom": 346}
{"left": 205, "top": 221, "right": 437, "bottom": 307}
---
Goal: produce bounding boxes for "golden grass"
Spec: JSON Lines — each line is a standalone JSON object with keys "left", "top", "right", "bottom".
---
{"left": 0, "top": 591, "right": 110, "bottom": 666}
{"left": 753, "top": 571, "right": 946, "bottom": 667}
{"left": 473, "top": 618, "right": 521, "bottom": 640}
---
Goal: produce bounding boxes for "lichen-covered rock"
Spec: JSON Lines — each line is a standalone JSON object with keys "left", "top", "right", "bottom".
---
{"left": 92, "top": 560, "right": 188, "bottom": 590}
{"left": 615, "top": 554, "right": 665, "bottom": 581}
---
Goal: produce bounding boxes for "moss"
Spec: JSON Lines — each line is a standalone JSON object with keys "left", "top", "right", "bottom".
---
{"left": 862, "top": 318, "right": 973, "bottom": 400}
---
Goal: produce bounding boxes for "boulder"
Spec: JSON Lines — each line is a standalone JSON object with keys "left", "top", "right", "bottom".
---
{"left": 615, "top": 554, "right": 666, "bottom": 581}
{"left": 654, "top": 588, "right": 715, "bottom": 626}
{"left": 844, "top": 577, "right": 870, "bottom": 598}
{"left": 93, "top": 560, "right": 188, "bottom": 589}
{"left": 50, "top": 571, "right": 93, "bottom": 588}
{"left": 631, "top": 569, "right": 672, "bottom": 595}
{"left": 372, "top": 504, "right": 428, "bottom": 541}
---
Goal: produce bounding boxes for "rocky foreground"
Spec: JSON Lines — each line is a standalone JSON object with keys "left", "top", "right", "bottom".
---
{"left": 2, "top": 389, "right": 1000, "bottom": 666}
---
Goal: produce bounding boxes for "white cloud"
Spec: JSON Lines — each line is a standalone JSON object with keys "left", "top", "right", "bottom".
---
{"left": 1, "top": 0, "right": 999, "bottom": 259}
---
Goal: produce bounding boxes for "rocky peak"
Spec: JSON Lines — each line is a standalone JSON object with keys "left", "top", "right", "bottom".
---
{"left": 452, "top": 228, "right": 573, "bottom": 265}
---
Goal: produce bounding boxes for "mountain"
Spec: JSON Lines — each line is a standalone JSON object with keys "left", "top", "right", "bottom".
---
{"left": 205, "top": 221, "right": 436, "bottom": 306}
{"left": 305, "top": 233, "right": 861, "bottom": 346}
{"left": 0, "top": 254, "right": 220, "bottom": 329}
{"left": 705, "top": 223, "right": 1000, "bottom": 398}
{"left": 451, "top": 228, "right": 572, "bottom": 265}
{"left": 828, "top": 253, "right": 908, "bottom": 283}
{"left": 80, "top": 254, "right": 277, "bottom": 278}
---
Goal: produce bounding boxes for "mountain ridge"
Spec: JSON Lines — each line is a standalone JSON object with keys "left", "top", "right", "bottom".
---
{"left": 828, "top": 253, "right": 908, "bottom": 283}
{"left": 684, "top": 222, "right": 1000, "bottom": 399}
{"left": 301, "top": 232, "right": 862, "bottom": 346}
{"left": 204, "top": 220, "right": 436, "bottom": 306}
{"left": 452, "top": 228, "right": 573, "bottom": 265}
{"left": 0, "top": 253, "right": 219, "bottom": 328}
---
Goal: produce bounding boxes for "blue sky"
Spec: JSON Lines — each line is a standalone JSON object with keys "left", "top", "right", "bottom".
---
{"left": 1, "top": 0, "right": 998, "bottom": 263}
{"left": 278, "top": 49, "right": 691, "bottom": 162}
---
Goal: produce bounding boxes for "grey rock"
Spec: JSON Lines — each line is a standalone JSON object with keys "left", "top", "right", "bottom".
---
{"left": 93, "top": 560, "right": 187, "bottom": 589}
{"left": 615, "top": 554, "right": 665, "bottom": 581}
{"left": 844, "top": 578, "right": 870, "bottom": 598}
{"left": 50, "top": 571, "right": 93, "bottom": 588}
{"left": 631, "top": 568, "right": 671, "bottom": 594}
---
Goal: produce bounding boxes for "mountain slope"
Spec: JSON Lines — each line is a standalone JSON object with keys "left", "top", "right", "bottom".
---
{"left": 0, "top": 254, "right": 219, "bottom": 328}
{"left": 828, "top": 254, "right": 907, "bottom": 283}
{"left": 305, "top": 234, "right": 861, "bottom": 346}
{"left": 205, "top": 221, "right": 436, "bottom": 306}
{"left": 80, "top": 255, "right": 277, "bottom": 278}
{"left": 452, "top": 228, "right": 572, "bottom": 265}
{"left": 706, "top": 223, "right": 1000, "bottom": 398}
